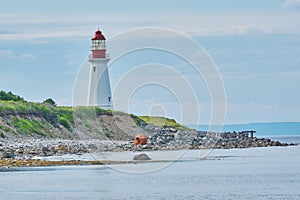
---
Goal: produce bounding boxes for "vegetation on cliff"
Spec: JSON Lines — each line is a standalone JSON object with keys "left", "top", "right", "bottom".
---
{"left": 0, "top": 91, "right": 188, "bottom": 139}
{"left": 137, "top": 116, "right": 189, "bottom": 130}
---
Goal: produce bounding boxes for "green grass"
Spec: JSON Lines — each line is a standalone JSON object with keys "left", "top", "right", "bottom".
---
{"left": 0, "top": 101, "right": 115, "bottom": 132}
{"left": 95, "top": 107, "right": 112, "bottom": 115}
{"left": 0, "top": 100, "right": 190, "bottom": 136}
{"left": 0, "top": 101, "right": 75, "bottom": 128}
{"left": 130, "top": 114, "right": 147, "bottom": 126}
{"left": 56, "top": 107, "right": 74, "bottom": 130}
{"left": 104, "top": 130, "right": 111, "bottom": 138}
{"left": 0, "top": 100, "right": 58, "bottom": 125}
{"left": 13, "top": 117, "right": 46, "bottom": 136}
{"left": 137, "top": 116, "right": 189, "bottom": 130}
{"left": 58, "top": 116, "right": 71, "bottom": 130}
{"left": 57, "top": 107, "right": 74, "bottom": 123}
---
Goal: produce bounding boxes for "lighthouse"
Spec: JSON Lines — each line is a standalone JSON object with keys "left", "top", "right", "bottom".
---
{"left": 87, "top": 29, "right": 112, "bottom": 110}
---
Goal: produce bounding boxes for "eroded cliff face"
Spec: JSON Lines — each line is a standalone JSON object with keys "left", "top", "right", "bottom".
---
{"left": 0, "top": 101, "right": 150, "bottom": 141}
{"left": 0, "top": 111, "right": 147, "bottom": 141}
{"left": 0, "top": 99, "right": 195, "bottom": 145}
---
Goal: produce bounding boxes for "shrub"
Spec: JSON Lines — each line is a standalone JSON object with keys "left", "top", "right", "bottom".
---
{"left": 57, "top": 107, "right": 74, "bottom": 123}
{"left": 43, "top": 98, "right": 57, "bottom": 107}
{"left": 59, "top": 116, "right": 71, "bottom": 130}
{"left": 104, "top": 130, "right": 111, "bottom": 138}
{"left": 31, "top": 103, "right": 58, "bottom": 125}
{"left": 0, "top": 91, "right": 24, "bottom": 101}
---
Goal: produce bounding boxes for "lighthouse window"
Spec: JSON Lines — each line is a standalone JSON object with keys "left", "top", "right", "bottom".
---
{"left": 92, "top": 40, "right": 105, "bottom": 50}
{"left": 99, "top": 41, "right": 105, "bottom": 49}
{"left": 108, "top": 97, "right": 111, "bottom": 102}
{"left": 92, "top": 41, "right": 97, "bottom": 50}
{"left": 93, "top": 66, "right": 96, "bottom": 72}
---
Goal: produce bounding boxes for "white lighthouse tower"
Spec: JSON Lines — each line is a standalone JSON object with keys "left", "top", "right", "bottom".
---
{"left": 87, "top": 29, "right": 112, "bottom": 110}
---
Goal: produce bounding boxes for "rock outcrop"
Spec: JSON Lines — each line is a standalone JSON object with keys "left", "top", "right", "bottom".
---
{"left": 133, "top": 153, "right": 151, "bottom": 160}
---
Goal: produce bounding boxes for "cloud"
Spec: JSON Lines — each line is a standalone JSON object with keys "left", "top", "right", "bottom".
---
{"left": 0, "top": 13, "right": 159, "bottom": 40}
{"left": 0, "top": 49, "right": 37, "bottom": 60}
{"left": 284, "top": 0, "right": 300, "bottom": 8}
{"left": 20, "top": 54, "right": 37, "bottom": 60}
{"left": 1, "top": 9, "right": 300, "bottom": 41}
{"left": 0, "top": 49, "right": 16, "bottom": 59}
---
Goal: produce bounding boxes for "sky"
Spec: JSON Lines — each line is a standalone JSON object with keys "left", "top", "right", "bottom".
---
{"left": 0, "top": 0, "right": 300, "bottom": 125}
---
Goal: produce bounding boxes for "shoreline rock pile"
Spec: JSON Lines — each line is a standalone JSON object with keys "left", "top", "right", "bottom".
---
{"left": 133, "top": 128, "right": 294, "bottom": 151}
{"left": 0, "top": 129, "right": 295, "bottom": 160}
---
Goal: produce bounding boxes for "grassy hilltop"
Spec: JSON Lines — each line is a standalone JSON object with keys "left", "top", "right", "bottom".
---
{"left": 0, "top": 91, "right": 187, "bottom": 140}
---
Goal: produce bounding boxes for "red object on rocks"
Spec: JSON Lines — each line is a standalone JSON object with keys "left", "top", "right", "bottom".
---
{"left": 134, "top": 134, "right": 147, "bottom": 146}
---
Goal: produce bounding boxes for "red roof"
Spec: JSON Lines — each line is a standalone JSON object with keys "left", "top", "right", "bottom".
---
{"left": 92, "top": 29, "right": 106, "bottom": 40}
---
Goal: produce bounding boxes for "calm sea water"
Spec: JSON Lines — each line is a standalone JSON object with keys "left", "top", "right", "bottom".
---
{"left": 0, "top": 137, "right": 299, "bottom": 200}
{"left": 268, "top": 136, "right": 300, "bottom": 145}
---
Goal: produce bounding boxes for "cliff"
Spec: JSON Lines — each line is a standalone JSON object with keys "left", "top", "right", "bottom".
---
{"left": 0, "top": 99, "right": 188, "bottom": 141}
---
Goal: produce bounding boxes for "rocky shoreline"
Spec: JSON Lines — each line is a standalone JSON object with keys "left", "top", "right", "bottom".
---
{"left": 0, "top": 130, "right": 296, "bottom": 168}
{"left": 0, "top": 95, "right": 296, "bottom": 168}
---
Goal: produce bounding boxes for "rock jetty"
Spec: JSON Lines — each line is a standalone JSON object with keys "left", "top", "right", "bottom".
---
{"left": 133, "top": 128, "right": 293, "bottom": 151}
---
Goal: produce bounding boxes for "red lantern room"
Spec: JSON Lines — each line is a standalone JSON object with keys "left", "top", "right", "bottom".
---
{"left": 91, "top": 29, "right": 106, "bottom": 59}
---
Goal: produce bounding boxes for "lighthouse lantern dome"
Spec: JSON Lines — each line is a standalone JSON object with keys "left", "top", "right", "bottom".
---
{"left": 92, "top": 29, "right": 106, "bottom": 40}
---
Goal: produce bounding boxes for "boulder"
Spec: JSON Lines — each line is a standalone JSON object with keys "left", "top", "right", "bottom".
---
{"left": 54, "top": 144, "right": 68, "bottom": 152}
{"left": 87, "top": 143, "right": 98, "bottom": 151}
{"left": 40, "top": 146, "right": 49, "bottom": 152}
{"left": 133, "top": 153, "right": 151, "bottom": 161}
{"left": 0, "top": 151, "right": 14, "bottom": 159}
